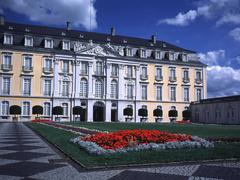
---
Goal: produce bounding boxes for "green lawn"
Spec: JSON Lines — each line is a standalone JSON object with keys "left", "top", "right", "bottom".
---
{"left": 27, "top": 122, "right": 240, "bottom": 168}
{"left": 63, "top": 122, "right": 240, "bottom": 138}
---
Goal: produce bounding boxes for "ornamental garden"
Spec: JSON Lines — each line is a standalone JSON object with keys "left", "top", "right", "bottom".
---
{"left": 27, "top": 120, "right": 240, "bottom": 168}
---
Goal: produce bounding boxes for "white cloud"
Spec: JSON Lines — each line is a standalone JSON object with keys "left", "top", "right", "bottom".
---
{"left": 0, "top": 0, "right": 97, "bottom": 30}
{"left": 216, "top": 14, "right": 240, "bottom": 26}
{"left": 158, "top": 10, "right": 197, "bottom": 26}
{"left": 198, "top": 49, "right": 225, "bottom": 66}
{"left": 207, "top": 66, "right": 240, "bottom": 97}
{"left": 229, "top": 27, "right": 240, "bottom": 42}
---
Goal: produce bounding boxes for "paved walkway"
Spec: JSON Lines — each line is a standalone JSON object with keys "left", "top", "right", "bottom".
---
{"left": 0, "top": 123, "right": 240, "bottom": 180}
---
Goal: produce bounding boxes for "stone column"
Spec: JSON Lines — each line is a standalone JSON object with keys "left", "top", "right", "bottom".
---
{"left": 88, "top": 62, "right": 93, "bottom": 98}
{"left": 53, "top": 58, "right": 59, "bottom": 96}
{"left": 106, "top": 63, "right": 111, "bottom": 99}
{"left": 75, "top": 60, "right": 81, "bottom": 98}
{"left": 117, "top": 101, "right": 125, "bottom": 122}
{"left": 118, "top": 64, "right": 125, "bottom": 100}
{"left": 105, "top": 101, "right": 111, "bottom": 122}
{"left": 87, "top": 100, "right": 93, "bottom": 122}
{"left": 135, "top": 66, "right": 141, "bottom": 100}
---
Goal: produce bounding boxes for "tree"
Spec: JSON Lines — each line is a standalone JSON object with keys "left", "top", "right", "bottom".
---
{"left": 138, "top": 108, "right": 148, "bottom": 122}
{"left": 153, "top": 109, "right": 163, "bottom": 117}
{"left": 73, "top": 106, "right": 83, "bottom": 121}
{"left": 182, "top": 109, "right": 191, "bottom": 121}
{"left": 52, "top": 106, "right": 63, "bottom": 119}
{"left": 32, "top": 105, "right": 43, "bottom": 118}
{"left": 168, "top": 109, "right": 178, "bottom": 122}
{"left": 123, "top": 107, "right": 133, "bottom": 117}
{"left": 10, "top": 105, "right": 21, "bottom": 117}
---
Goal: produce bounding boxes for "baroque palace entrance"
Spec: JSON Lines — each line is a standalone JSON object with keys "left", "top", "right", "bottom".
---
{"left": 93, "top": 101, "right": 105, "bottom": 121}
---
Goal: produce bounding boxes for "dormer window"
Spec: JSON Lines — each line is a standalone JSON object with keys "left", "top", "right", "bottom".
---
{"left": 24, "top": 36, "right": 33, "bottom": 47}
{"left": 125, "top": 48, "right": 132, "bottom": 56}
{"left": 155, "top": 51, "right": 161, "bottom": 59}
{"left": 44, "top": 38, "right": 53, "bottom": 48}
{"left": 62, "top": 40, "right": 70, "bottom": 50}
{"left": 4, "top": 34, "right": 13, "bottom": 45}
{"left": 140, "top": 49, "right": 147, "bottom": 58}
{"left": 181, "top": 54, "right": 188, "bottom": 62}
{"left": 168, "top": 52, "right": 174, "bottom": 61}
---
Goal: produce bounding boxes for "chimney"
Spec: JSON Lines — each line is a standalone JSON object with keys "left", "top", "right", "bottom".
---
{"left": 0, "top": 15, "right": 4, "bottom": 26}
{"left": 66, "top": 21, "right": 71, "bottom": 30}
{"left": 151, "top": 35, "right": 156, "bottom": 44}
{"left": 111, "top": 27, "right": 116, "bottom": 36}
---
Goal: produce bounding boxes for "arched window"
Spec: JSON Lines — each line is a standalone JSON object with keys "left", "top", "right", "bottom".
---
{"left": 95, "top": 80, "right": 103, "bottom": 98}
{"left": 80, "top": 78, "right": 88, "bottom": 97}
{"left": 157, "top": 105, "right": 162, "bottom": 110}
{"left": 43, "top": 102, "right": 51, "bottom": 116}
{"left": 110, "top": 80, "right": 118, "bottom": 99}
{"left": 22, "top": 102, "right": 30, "bottom": 116}
{"left": 1, "top": 101, "right": 9, "bottom": 115}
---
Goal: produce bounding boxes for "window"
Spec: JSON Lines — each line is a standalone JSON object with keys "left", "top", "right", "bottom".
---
{"left": 43, "top": 79, "right": 51, "bottom": 96}
{"left": 156, "top": 67, "right": 162, "bottom": 80}
{"left": 95, "top": 80, "right": 103, "bottom": 98}
{"left": 183, "top": 70, "right": 189, "bottom": 79}
{"left": 127, "top": 66, "right": 133, "bottom": 77}
{"left": 24, "top": 36, "right": 33, "bottom": 46}
{"left": 62, "top": 81, "right": 69, "bottom": 96}
{"left": 141, "top": 85, "right": 147, "bottom": 100}
{"left": 2, "top": 54, "right": 12, "bottom": 69}
{"left": 183, "top": 87, "right": 189, "bottom": 102}
{"left": 157, "top": 105, "right": 162, "bottom": 110}
{"left": 1, "top": 101, "right": 9, "bottom": 116}
{"left": 168, "top": 52, "right": 174, "bottom": 60}
{"left": 170, "top": 68, "right": 176, "bottom": 78}
{"left": 140, "top": 49, "right": 146, "bottom": 58}
{"left": 22, "top": 102, "right": 30, "bottom": 116}
{"left": 4, "top": 34, "right": 13, "bottom": 45}
{"left": 81, "top": 62, "right": 88, "bottom": 75}
{"left": 62, "top": 40, "right": 70, "bottom": 50}
{"left": 96, "top": 62, "right": 103, "bottom": 75}
{"left": 111, "top": 64, "right": 118, "bottom": 76}
{"left": 156, "top": 86, "right": 162, "bottom": 101}
{"left": 44, "top": 58, "right": 52, "bottom": 72}
{"left": 170, "top": 86, "right": 176, "bottom": 101}
{"left": 196, "top": 88, "right": 202, "bottom": 101}
{"left": 62, "top": 61, "right": 69, "bottom": 73}
{"left": 44, "top": 39, "right": 53, "bottom": 48}
{"left": 62, "top": 103, "right": 68, "bottom": 116}
{"left": 171, "top": 106, "right": 176, "bottom": 110}
{"left": 2, "top": 77, "right": 10, "bottom": 95}
{"left": 141, "top": 66, "right": 147, "bottom": 78}
{"left": 43, "top": 102, "right": 51, "bottom": 116}
{"left": 196, "top": 71, "right": 202, "bottom": 80}
{"left": 125, "top": 48, "right": 132, "bottom": 56}
{"left": 80, "top": 78, "right": 88, "bottom": 97}
{"left": 111, "top": 80, "right": 118, "bottom": 99}
{"left": 181, "top": 54, "right": 188, "bottom": 62}
{"left": 155, "top": 51, "right": 161, "bottom": 59}
{"left": 127, "top": 84, "right": 134, "bottom": 99}
{"left": 23, "top": 56, "right": 32, "bottom": 71}
{"left": 23, "top": 78, "right": 31, "bottom": 96}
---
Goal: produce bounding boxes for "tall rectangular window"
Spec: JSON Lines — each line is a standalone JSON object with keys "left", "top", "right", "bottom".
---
{"left": 44, "top": 58, "right": 52, "bottom": 72}
{"left": 23, "top": 78, "right": 31, "bottom": 96}
{"left": 24, "top": 36, "right": 33, "bottom": 46}
{"left": 62, "top": 61, "right": 69, "bottom": 73}
{"left": 62, "top": 103, "right": 68, "bottom": 116}
{"left": 22, "top": 102, "right": 30, "bottom": 116}
{"left": 156, "top": 86, "right": 162, "bottom": 101}
{"left": 127, "top": 84, "right": 133, "bottom": 99}
{"left": 196, "top": 71, "right": 202, "bottom": 80}
{"left": 44, "top": 79, "right": 51, "bottom": 96}
{"left": 111, "top": 64, "right": 118, "bottom": 76}
{"left": 2, "top": 77, "right": 10, "bottom": 95}
{"left": 183, "top": 70, "right": 189, "bottom": 79}
{"left": 156, "top": 67, "right": 162, "bottom": 79}
{"left": 45, "top": 39, "right": 53, "bottom": 48}
{"left": 2, "top": 54, "right": 12, "bottom": 69}
{"left": 23, "top": 56, "right": 32, "bottom": 71}
{"left": 127, "top": 66, "right": 133, "bottom": 78}
{"left": 80, "top": 79, "right": 88, "bottom": 97}
{"left": 170, "top": 68, "right": 176, "bottom": 78}
{"left": 96, "top": 62, "right": 103, "bottom": 75}
{"left": 141, "top": 85, "right": 147, "bottom": 100}
{"left": 4, "top": 34, "right": 13, "bottom": 45}
{"left": 110, "top": 80, "right": 118, "bottom": 99}
{"left": 196, "top": 88, "right": 202, "bottom": 101}
{"left": 183, "top": 87, "right": 189, "bottom": 102}
{"left": 81, "top": 62, "right": 88, "bottom": 75}
{"left": 95, "top": 80, "right": 103, "bottom": 98}
{"left": 62, "top": 40, "right": 70, "bottom": 50}
{"left": 62, "top": 81, "right": 69, "bottom": 96}
{"left": 43, "top": 102, "right": 51, "bottom": 116}
{"left": 170, "top": 86, "right": 176, "bottom": 101}
{"left": 141, "top": 66, "right": 147, "bottom": 78}
{"left": 1, "top": 101, "right": 9, "bottom": 115}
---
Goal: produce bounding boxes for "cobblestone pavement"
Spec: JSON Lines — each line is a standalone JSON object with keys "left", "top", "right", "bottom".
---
{"left": 0, "top": 122, "right": 240, "bottom": 180}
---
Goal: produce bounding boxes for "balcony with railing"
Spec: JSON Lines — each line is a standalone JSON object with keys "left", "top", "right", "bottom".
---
{"left": 155, "top": 75, "right": 163, "bottom": 81}
{"left": 195, "top": 78, "right": 203, "bottom": 84}
{"left": 140, "top": 74, "right": 148, "bottom": 80}
{"left": 169, "top": 76, "right": 177, "bottom": 82}
{"left": 182, "top": 77, "right": 190, "bottom": 83}
{"left": 22, "top": 66, "right": 33, "bottom": 73}
{"left": 1, "top": 64, "right": 13, "bottom": 71}
{"left": 95, "top": 70, "right": 104, "bottom": 76}
{"left": 42, "top": 67, "right": 53, "bottom": 74}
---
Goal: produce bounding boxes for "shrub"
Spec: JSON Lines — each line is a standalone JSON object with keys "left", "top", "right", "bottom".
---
{"left": 123, "top": 107, "right": 133, "bottom": 117}
{"left": 10, "top": 105, "right": 21, "bottom": 117}
{"left": 52, "top": 106, "right": 63, "bottom": 117}
{"left": 73, "top": 106, "right": 83, "bottom": 115}
{"left": 182, "top": 110, "right": 191, "bottom": 120}
{"left": 153, "top": 109, "right": 163, "bottom": 117}
{"left": 138, "top": 108, "right": 148, "bottom": 117}
{"left": 168, "top": 110, "right": 178, "bottom": 117}
{"left": 32, "top": 105, "right": 43, "bottom": 118}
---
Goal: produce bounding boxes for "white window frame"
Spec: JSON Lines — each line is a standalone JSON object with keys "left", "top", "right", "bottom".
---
{"left": 2, "top": 53, "right": 12, "bottom": 68}
{"left": 62, "top": 40, "right": 70, "bottom": 50}
{"left": 95, "top": 80, "right": 103, "bottom": 98}
{"left": 169, "top": 68, "right": 176, "bottom": 78}
{"left": 80, "top": 78, "right": 88, "bottom": 97}
{"left": 24, "top": 35, "right": 33, "bottom": 47}
{"left": 141, "top": 84, "right": 147, "bottom": 100}
{"left": 43, "top": 57, "right": 52, "bottom": 71}
{"left": 127, "top": 66, "right": 133, "bottom": 78}
{"left": 125, "top": 48, "right": 133, "bottom": 56}
{"left": 62, "top": 80, "right": 70, "bottom": 96}
{"left": 127, "top": 84, "right": 134, "bottom": 99}
{"left": 169, "top": 86, "right": 176, "bottom": 101}
{"left": 155, "top": 51, "right": 161, "bottom": 59}
{"left": 22, "top": 77, "right": 31, "bottom": 96}
{"left": 4, "top": 33, "right": 13, "bottom": 45}
{"left": 110, "top": 80, "right": 118, "bottom": 99}
{"left": 44, "top": 38, "right": 53, "bottom": 48}
{"left": 81, "top": 62, "right": 88, "bottom": 75}
{"left": 22, "top": 101, "right": 31, "bottom": 116}
{"left": 1, "top": 101, "right": 9, "bottom": 116}
{"left": 196, "top": 88, "right": 202, "bottom": 101}
{"left": 141, "top": 66, "right": 148, "bottom": 78}
{"left": 43, "top": 79, "right": 52, "bottom": 96}
{"left": 43, "top": 102, "right": 51, "bottom": 116}
{"left": 111, "top": 64, "right": 118, "bottom": 76}
{"left": 183, "top": 87, "right": 189, "bottom": 102}
{"left": 140, "top": 49, "right": 147, "bottom": 58}
{"left": 62, "top": 103, "right": 69, "bottom": 117}
{"left": 62, "top": 61, "right": 69, "bottom": 73}
{"left": 23, "top": 55, "right": 33, "bottom": 70}
{"left": 156, "top": 85, "right": 162, "bottom": 101}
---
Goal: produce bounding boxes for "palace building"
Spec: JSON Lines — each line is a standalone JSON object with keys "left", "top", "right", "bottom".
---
{"left": 0, "top": 16, "right": 207, "bottom": 122}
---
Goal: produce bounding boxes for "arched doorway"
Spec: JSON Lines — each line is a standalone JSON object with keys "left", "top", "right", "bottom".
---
{"left": 93, "top": 101, "right": 105, "bottom": 121}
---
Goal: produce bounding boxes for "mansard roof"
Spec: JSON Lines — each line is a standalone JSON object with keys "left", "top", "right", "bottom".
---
{"left": 1, "top": 21, "right": 195, "bottom": 53}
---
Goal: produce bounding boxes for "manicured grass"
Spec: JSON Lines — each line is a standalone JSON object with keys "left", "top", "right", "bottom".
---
{"left": 64, "top": 122, "right": 240, "bottom": 138}
{"left": 27, "top": 122, "right": 240, "bottom": 168}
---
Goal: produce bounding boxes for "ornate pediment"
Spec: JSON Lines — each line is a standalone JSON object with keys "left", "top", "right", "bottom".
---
{"left": 74, "top": 42, "right": 124, "bottom": 57}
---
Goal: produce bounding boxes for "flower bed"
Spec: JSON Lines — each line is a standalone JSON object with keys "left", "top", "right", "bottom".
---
{"left": 70, "top": 129, "right": 214, "bottom": 155}
{"left": 31, "top": 119, "right": 53, "bottom": 123}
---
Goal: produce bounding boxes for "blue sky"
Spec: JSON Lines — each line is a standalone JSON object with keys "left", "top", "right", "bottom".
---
{"left": 0, "top": 0, "right": 240, "bottom": 98}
